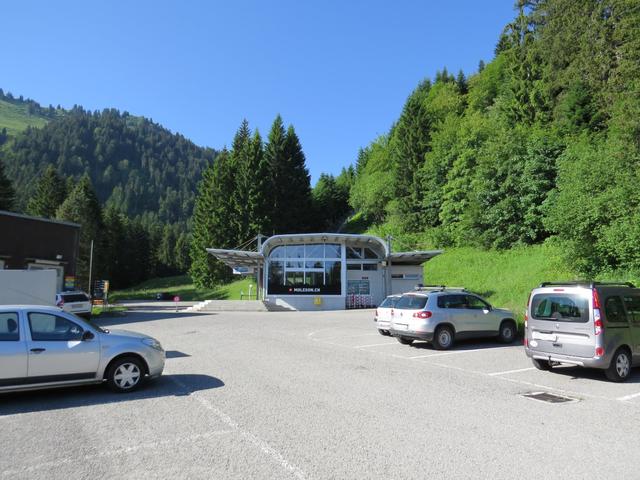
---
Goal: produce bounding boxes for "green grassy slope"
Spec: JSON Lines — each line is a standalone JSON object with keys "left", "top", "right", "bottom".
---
{"left": 0, "top": 99, "right": 51, "bottom": 134}
{"left": 423, "top": 243, "right": 576, "bottom": 324}
{"left": 109, "top": 275, "right": 257, "bottom": 303}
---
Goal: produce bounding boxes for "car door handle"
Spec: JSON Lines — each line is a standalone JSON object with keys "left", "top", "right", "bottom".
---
{"left": 30, "top": 348, "right": 46, "bottom": 353}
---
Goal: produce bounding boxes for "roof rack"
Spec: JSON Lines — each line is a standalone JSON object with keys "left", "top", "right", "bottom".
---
{"left": 414, "top": 284, "right": 466, "bottom": 292}
{"left": 539, "top": 281, "right": 636, "bottom": 288}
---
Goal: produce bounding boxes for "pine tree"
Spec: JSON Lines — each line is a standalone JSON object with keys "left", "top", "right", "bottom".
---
{"left": 391, "top": 81, "right": 432, "bottom": 231}
{"left": 0, "top": 157, "right": 15, "bottom": 211}
{"left": 190, "top": 151, "right": 235, "bottom": 288}
{"left": 264, "top": 115, "right": 288, "bottom": 234}
{"left": 456, "top": 70, "right": 468, "bottom": 95}
{"left": 281, "top": 125, "right": 313, "bottom": 233}
{"left": 229, "top": 119, "right": 254, "bottom": 243}
{"left": 174, "top": 233, "right": 191, "bottom": 273}
{"left": 27, "top": 165, "right": 67, "bottom": 218}
{"left": 244, "top": 129, "right": 273, "bottom": 236}
{"left": 56, "top": 174, "right": 104, "bottom": 291}
{"left": 102, "top": 206, "right": 127, "bottom": 287}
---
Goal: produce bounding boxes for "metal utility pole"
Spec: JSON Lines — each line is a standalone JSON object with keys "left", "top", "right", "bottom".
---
{"left": 256, "top": 233, "right": 264, "bottom": 300}
{"left": 88, "top": 239, "right": 94, "bottom": 295}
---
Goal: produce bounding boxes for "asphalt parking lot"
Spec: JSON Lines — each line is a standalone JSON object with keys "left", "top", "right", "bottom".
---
{"left": 3, "top": 309, "right": 640, "bottom": 479}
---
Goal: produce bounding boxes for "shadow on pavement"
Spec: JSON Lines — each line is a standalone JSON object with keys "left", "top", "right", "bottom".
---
{"left": 94, "top": 311, "right": 214, "bottom": 327}
{"left": 408, "top": 337, "right": 522, "bottom": 352}
{"left": 544, "top": 365, "right": 640, "bottom": 384}
{"left": 0, "top": 374, "right": 224, "bottom": 416}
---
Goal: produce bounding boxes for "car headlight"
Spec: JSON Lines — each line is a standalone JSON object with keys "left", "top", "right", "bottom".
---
{"left": 142, "top": 338, "right": 163, "bottom": 351}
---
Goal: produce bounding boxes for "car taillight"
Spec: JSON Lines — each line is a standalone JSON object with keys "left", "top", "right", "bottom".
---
{"left": 594, "top": 318, "right": 603, "bottom": 335}
{"left": 56, "top": 299, "right": 64, "bottom": 307}
{"left": 413, "top": 311, "right": 432, "bottom": 319}
{"left": 524, "top": 337, "right": 528, "bottom": 347}
{"left": 592, "top": 288, "right": 601, "bottom": 309}
{"left": 595, "top": 346, "right": 604, "bottom": 357}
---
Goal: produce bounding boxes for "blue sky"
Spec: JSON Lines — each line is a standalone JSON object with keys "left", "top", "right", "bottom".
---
{"left": 2, "top": 1, "right": 516, "bottom": 183}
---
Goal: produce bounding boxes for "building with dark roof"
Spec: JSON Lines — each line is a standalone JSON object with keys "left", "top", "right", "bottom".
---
{"left": 0, "top": 210, "right": 80, "bottom": 292}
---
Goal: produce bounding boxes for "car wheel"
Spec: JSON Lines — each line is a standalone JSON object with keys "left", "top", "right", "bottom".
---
{"left": 498, "top": 320, "right": 517, "bottom": 343}
{"left": 605, "top": 348, "right": 632, "bottom": 382}
{"left": 106, "top": 357, "right": 145, "bottom": 393}
{"left": 433, "top": 326, "right": 454, "bottom": 350}
{"left": 531, "top": 358, "right": 552, "bottom": 371}
{"left": 378, "top": 329, "right": 387, "bottom": 336}
{"left": 396, "top": 336, "right": 414, "bottom": 345}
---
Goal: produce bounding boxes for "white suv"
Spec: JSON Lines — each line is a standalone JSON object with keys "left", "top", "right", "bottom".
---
{"left": 56, "top": 291, "right": 92, "bottom": 319}
{"left": 389, "top": 287, "right": 518, "bottom": 349}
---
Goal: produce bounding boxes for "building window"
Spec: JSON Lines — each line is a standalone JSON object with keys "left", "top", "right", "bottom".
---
{"left": 267, "top": 244, "right": 342, "bottom": 295}
{"left": 347, "top": 280, "right": 370, "bottom": 295}
{"left": 346, "top": 246, "right": 381, "bottom": 260}
{"left": 347, "top": 262, "right": 378, "bottom": 271}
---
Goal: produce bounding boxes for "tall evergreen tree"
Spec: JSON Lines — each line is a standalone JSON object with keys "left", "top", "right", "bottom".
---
{"left": 244, "top": 129, "right": 273, "bottom": 236}
{"left": 174, "top": 232, "right": 191, "bottom": 273}
{"left": 0, "top": 157, "right": 15, "bottom": 211}
{"left": 190, "top": 151, "right": 235, "bottom": 288}
{"left": 26, "top": 165, "right": 67, "bottom": 218}
{"left": 390, "top": 81, "right": 432, "bottom": 231}
{"left": 263, "top": 115, "right": 289, "bottom": 234}
{"left": 102, "top": 206, "right": 127, "bottom": 287}
{"left": 281, "top": 125, "right": 313, "bottom": 233}
{"left": 229, "top": 119, "right": 254, "bottom": 243}
{"left": 56, "top": 174, "right": 104, "bottom": 291}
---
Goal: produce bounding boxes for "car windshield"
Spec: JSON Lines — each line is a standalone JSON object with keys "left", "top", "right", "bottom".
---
{"left": 531, "top": 293, "right": 589, "bottom": 323}
{"left": 395, "top": 295, "right": 428, "bottom": 310}
{"left": 62, "top": 293, "right": 89, "bottom": 302}
{"left": 379, "top": 296, "right": 398, "bottom": 308}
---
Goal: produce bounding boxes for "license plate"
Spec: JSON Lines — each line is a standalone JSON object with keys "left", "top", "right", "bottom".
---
{"left": 71, "top": 304, "right": 83, "bottom": 310}
{"left": 532, "top": 331, "right": 557, "bottom": 341}
{"left": 395, "top": 324, "right": 408, "bottom": 331}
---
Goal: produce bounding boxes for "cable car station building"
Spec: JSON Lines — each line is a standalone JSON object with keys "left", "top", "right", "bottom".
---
{"left": 207, "top": 234, "right": 442, "bottom": 311}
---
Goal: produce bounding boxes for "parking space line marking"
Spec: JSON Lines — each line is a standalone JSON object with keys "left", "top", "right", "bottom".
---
{"left": 167, "top": 376, "right": 308, "bottom": 480}
{"left": 354, "top": 342, "right": 399, "bottom": 348}
{"left": 617, "top": 392, "right": 640, "bottom": 402}
{"left": 488, "top": 367, "right": 536, "bottom": 376}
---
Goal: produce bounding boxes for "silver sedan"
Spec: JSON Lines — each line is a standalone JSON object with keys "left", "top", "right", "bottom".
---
{"left": 0, "top": 305, "right": 165, "bottom": 393}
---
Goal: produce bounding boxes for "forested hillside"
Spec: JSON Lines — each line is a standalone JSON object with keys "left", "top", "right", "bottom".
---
{"left": 0, "top": 89, "right": 217, "bottom": 289}
{"left": 350, "top": 0, "right": 640, "bottom": 277}
{"left": 1, "top": 106, "right": 216, "bottom": 224}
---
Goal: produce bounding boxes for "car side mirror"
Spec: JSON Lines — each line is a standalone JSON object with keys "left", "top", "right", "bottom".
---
{"left": 483, "top": 308, "right": 491, "bottom": 314}
{"left": 82, "top": 331, "right": 95, "bottom": 341}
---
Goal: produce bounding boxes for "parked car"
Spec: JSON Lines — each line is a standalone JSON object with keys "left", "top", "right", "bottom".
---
{"left": 56, "top": 291, "right": 92, "bottom": 319}
{"left": 389, "top": 286, "right": 517, "bottom": 349}
{"left": 374, "top": 295, "right": 401, "bottom": 336}
{"left": 525, "top": 281, "right": 639, "bottom": 382}
{"left": 156, "top": 292, "right": 174, "bottom": 301}
{"left": 0, "top": 305, "right": 164, "bottom": 393}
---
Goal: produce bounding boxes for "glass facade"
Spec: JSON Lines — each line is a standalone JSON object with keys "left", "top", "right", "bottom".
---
{"left": 267, "top": 244, "right": 342, "bottom": 295}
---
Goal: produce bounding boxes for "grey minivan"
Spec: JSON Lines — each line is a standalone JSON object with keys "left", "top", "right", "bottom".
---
{"left": 525, "top": 282, "right": 639, "bottom": 382}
